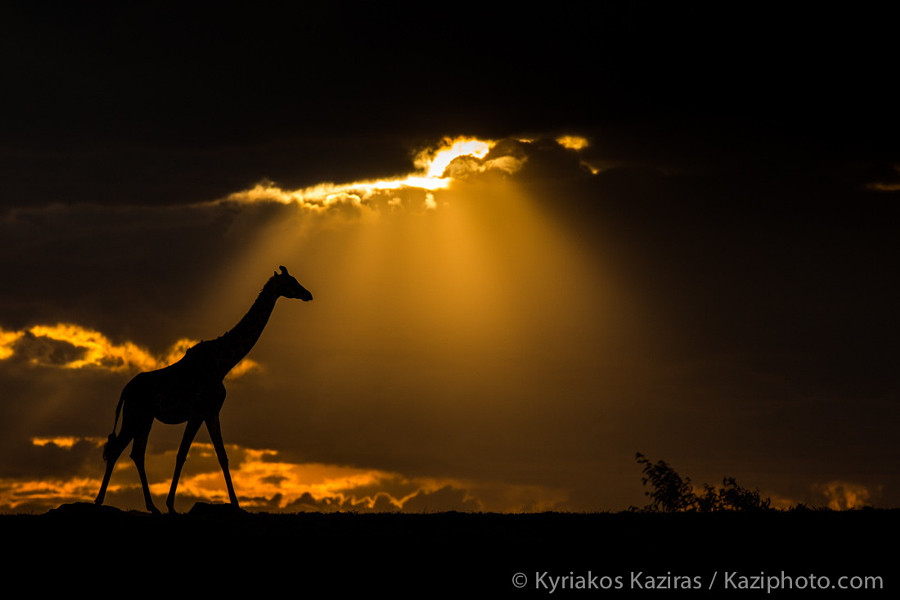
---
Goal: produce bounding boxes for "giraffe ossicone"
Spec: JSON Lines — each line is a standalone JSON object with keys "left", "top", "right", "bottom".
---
{"left": 95, "top": 267, "right": 312, "bottom": 514}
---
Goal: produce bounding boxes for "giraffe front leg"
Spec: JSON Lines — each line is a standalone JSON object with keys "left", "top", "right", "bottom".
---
{"left": 206, "top": 415, "right": 241, "bottom": 509}
{"left": 167, "top": 418, "right": 202, "bottom": 514}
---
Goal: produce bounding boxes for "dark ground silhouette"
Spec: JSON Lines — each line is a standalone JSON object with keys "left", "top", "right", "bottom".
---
{"left": 3, "top": 503, "right": 894, "bottom": 597}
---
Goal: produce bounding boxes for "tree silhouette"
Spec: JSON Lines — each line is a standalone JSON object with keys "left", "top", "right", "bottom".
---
{"left": 635, "top": 453, "right": 771, "bottom": 512}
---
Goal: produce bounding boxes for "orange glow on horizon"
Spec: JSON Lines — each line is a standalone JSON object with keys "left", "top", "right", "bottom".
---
{"left": 816, "top": 481, "right": 876, "bottom": 510}
{"left": 1, "top": 440, "right": 566, "bottom": 513}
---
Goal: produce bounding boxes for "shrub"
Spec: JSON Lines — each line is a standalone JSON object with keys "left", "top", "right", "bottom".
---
{"left": 635, "top": 453, "right": 771, "bottom": 512}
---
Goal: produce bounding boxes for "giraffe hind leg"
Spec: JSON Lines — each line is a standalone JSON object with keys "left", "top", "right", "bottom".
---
{"left": 130, "top": 427, "right": 160, "bottom": 514}
{"left": 166, "top": 418, "right": 202, "bottom": 514}
{"left": 207, "top": 415, "right": 241, "bottom": 509}
{"left": 95, "top": 430, "right": 133, "bottom": 506}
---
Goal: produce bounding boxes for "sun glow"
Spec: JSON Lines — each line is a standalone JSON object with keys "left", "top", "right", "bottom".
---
{"left": 415, "top": 137, "right": 494, "bottom": 177}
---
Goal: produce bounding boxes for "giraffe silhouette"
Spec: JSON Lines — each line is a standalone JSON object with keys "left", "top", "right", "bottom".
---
{"left": 95, "top": 266, "right": 312, "bottom": 514}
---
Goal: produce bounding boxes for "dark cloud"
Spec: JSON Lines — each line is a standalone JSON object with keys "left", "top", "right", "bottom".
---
{"left": 283, "top": 492, "right": 341, "bottom": 513}
{"left": 260, "top": 475, "right": 288, "bottom": 486}
{"left": 10, "top": 333, "right": 85, "bottom": 368}
{"left": 401, "top": 486, "right": 481, "bottom": 513}
{"left": 0, "top": 438, "right": 97, "bottom": 479}
{"left": 0, "top": 201, "right": 276, "bottom": 351}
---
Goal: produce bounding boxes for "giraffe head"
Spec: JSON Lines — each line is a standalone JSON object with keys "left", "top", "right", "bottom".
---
{"left": 273, "top": 266, "right": 313, "bottom": 301}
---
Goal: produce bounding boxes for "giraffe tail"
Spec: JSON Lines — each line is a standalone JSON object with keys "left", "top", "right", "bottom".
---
{"left": 101, "top": 388, "right": 127, "bottom": 461}
{"left": 101, "top": 433, "right": 116, "bottom": 462}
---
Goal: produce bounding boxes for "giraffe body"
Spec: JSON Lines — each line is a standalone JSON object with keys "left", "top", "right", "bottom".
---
{"left": 95, "top": 266, "right": 312, "bottom": 514}
{"left": 124, "top": 367, "right": 226, "bottom": 425}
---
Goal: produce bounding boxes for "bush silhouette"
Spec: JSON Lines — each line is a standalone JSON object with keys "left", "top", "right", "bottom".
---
{"left": 635, "top": 453, "right": 771, "bottom": 512}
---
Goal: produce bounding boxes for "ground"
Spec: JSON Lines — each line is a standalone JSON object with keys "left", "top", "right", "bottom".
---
{"left": 3, "top": 504, "right": 894, "bottom": 597}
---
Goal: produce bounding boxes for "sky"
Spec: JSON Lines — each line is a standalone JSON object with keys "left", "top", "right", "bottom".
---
{"left": 1, "top": 4, "right": 898, "bottom": 513}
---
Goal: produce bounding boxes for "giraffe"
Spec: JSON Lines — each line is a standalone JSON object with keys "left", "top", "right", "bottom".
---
{"left": 94, "top": 266, "right": 312, "bottom": 514}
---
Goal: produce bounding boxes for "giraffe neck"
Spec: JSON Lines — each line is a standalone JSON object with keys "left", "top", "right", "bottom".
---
{"left": 209, "top": 278, "right": 279, "bottom": 378}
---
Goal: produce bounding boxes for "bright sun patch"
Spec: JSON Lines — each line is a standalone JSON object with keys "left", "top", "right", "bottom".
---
{"left": 414, "top": 136, "right": 494, "bottom": 178}
{"left": 221, "top": 136, "right": 510, "bottom": 211}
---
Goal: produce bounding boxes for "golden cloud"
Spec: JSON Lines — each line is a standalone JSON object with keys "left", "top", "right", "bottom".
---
{"left": 555, "top": 135, "right": 589, "bottom": 151}
{"left": 219, "top": 136, "right": 529, "bottom": 212}
{"left": 0, "top": 324, "right": 256, "bottom": 378}
{"left": 0, "top": 329, "right": 23, "bottom": 360}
